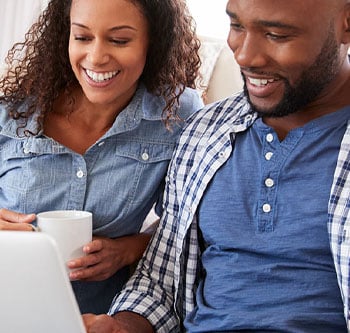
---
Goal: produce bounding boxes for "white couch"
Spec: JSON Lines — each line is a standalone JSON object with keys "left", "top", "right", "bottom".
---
{"left": 198, "top": 35, "right": 243, "bottom": 103}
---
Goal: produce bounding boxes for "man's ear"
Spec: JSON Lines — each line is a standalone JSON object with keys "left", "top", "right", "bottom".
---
{"left": 341, "top": 3, "right": 350, "bottom": 43}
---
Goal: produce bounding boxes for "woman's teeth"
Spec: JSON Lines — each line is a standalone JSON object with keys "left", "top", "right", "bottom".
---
{"left": 248, "top": 77, "right": 275, "bottom": 87}
{"left": 85, "top": 69, "right": 120, "bottom": 83}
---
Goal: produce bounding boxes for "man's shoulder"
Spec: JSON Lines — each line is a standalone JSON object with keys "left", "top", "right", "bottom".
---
{"left": 184, "top": 91, "right": 253, "bottom": 132}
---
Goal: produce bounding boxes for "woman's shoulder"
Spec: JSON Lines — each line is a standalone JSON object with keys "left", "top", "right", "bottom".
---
{"left": 0, "top": 102, "right": 12, "bottom": 130}
{"left": 177, "top": 87, "right": 204, "bottom": 119}
{"left": 0, "top": 99, "right": 38, "bottom": 136}
{"left": 142, "top": 86, "right": 204, "bottom": 120}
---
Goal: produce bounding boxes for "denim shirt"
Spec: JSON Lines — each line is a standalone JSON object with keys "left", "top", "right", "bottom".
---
{"left": 0, "top": 84, "right": 203, "bottom": 313}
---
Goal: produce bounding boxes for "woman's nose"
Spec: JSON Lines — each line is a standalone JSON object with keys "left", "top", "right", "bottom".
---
{"left": 87, "top": 41, "right": 109, "bottom": 65}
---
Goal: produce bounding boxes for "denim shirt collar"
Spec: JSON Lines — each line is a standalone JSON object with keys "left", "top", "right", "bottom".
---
{"left": 104, "top": 83, "right": 162, "bottom": 137}
{"left": 0, "top": 83, "right": 164, "bottom": 140}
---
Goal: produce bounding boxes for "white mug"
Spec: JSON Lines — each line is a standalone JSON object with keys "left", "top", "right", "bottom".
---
{"left": 36, "top": 210, "right": 92, "bottom": 268}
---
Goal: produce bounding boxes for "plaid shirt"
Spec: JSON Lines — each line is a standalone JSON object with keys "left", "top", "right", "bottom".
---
{"left": 110, "top": 92, "right": 350, "bottom": 332}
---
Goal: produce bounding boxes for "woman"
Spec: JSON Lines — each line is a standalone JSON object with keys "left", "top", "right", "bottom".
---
{"left": 0, "top": 0, "right": 203, "bottom": 314}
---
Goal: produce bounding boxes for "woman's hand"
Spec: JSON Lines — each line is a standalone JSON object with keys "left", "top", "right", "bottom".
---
{"left": 0, "top": 208, "right": 36, "bottom": 231}
{"left": 68, "top": 233, "right": 152, "bottom": 281}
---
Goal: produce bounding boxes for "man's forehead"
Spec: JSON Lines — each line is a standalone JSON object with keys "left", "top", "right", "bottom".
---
{"left": 226, "top": 0, "right": 345, "bottom": 22}
{"left": 226, "top": 0, "right": 345, "bottom": 10}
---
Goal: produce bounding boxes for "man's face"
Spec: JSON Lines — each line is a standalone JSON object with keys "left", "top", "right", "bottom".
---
{"left": 243, "top": 28, "right": 340, "bottom": 117}
{"left": 226, "top": 0, "right": 343, "bottom": 117}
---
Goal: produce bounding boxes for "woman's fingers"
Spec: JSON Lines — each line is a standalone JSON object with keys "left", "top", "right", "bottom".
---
{"left": 0, "top": 208, "right": 36, "bottom": 231}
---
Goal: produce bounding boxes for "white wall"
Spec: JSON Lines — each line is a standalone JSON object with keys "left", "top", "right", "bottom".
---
{"left": 0, "top": 0, "right": 48, "bottom": 67}
{"left": 186, "top": 0, "right": 229, "bottom": 40}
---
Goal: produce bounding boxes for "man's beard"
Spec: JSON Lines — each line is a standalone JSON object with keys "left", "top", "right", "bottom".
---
{"left": 243, "top": 28, "right": 340, "bottom": 118}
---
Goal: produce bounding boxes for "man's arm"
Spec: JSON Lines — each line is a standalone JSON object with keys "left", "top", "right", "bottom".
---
{"left": 83, "top": 312, "right": 154, "bottom": 333}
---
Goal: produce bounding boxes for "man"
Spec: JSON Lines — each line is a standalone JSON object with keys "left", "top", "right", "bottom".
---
{"left": 83, "top": 0, "right": 350, "bottom": 332}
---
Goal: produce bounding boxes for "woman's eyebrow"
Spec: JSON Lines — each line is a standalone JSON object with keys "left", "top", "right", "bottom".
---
{"left": 71, "top": 22, "right": 137, "bottom": 31}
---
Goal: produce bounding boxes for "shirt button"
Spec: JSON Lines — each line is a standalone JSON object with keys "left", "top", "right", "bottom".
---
{"left": 262, "top": 203, "right": 271, "bottom": 213}
{"left": 98, "top": 141, "right": 105, "bottom": 147}
{"left": 265, "top": 152, "right": 273, "bottom": 161}
{"left": 266, "top": 133, "right": 274, "bottom": 143}
{"left": 245, "top": 114, "right": 253, "bottom": 122}
{"left": 76, "top": 170, "right": 84, "bottom": 178}
{"left": 141, "top": 152, "right": 149, "bottom": 161}
{"left": 23, "top": 148, "right": 30, "bottom": 154}
{"left": 218, "top": 151, "right": 226, "bottom": 158}
{"left": 265, "top": 178, "right": 274, "bottom": 188}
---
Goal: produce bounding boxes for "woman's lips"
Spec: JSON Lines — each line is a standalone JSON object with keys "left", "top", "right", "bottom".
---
{"left": 83, "top": 68, "right": 121, "bottom": 88}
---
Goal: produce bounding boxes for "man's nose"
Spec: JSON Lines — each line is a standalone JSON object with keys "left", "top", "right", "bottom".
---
{"left": 228, "top": 33, "right": 268, "bottom": 69}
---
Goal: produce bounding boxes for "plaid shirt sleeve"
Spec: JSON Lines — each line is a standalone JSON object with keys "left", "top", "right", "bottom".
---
{"left": 328, "top": 121, "right": 350, "bottom": 330}
{"left": 108, "top": 186, "right": 181, "bottom": 332}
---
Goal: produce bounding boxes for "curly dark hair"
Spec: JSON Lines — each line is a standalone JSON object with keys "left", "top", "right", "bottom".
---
{"left": 0, "top": 0, "right": 201, "bottom": 134}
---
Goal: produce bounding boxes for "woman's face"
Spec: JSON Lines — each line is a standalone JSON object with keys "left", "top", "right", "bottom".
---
{"left": 69, "top": 0, "right": 149, "bottom": 109}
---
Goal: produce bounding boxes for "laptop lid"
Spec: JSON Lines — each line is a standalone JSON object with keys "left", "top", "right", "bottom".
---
{"left": 0, "top": 231, "right": 86, "bottom": 333}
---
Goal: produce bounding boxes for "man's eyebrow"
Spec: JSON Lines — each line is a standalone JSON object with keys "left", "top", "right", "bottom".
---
{"left": 257, "top": 20, "right": 301, "bottom": 31}
{"left": 226, "top": 10, "right": 301, "bottom": 31}
{"left": 71, "top": 22, "right": 137, "bottom": 31}
{"left": 226, "top": 10, "right": 237, "bottom": 19}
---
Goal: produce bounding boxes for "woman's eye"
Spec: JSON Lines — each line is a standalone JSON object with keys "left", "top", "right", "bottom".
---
{"left": 74, "top": 36, "right": 91, "bottom": 42}
{"left": 111, "top": 39, "right": 129, "bottom": 45}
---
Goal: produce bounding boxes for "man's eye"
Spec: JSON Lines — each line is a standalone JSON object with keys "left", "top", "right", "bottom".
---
{"left": 230, "top": 23, "right": 243, "bottom": 31}
{"left": 266, "top": 32, "right": 289, "bottom": 40}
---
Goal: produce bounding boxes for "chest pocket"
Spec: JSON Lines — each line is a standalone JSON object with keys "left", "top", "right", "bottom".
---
{"left": 107, "top": 138, "right": 175, "bottom": 215}
{"left": 0, "top": 138, "right": 67, "bottom": 192}
{"left": 114, "top": 138, "right": 175, "bottom": 163}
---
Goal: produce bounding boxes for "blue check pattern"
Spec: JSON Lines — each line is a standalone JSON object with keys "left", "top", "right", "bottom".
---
{"left": 329, "top": 122, "right": 350, "bottom": 330}
{"left": 110, "top": 91, "right": 350, "bottom": 332}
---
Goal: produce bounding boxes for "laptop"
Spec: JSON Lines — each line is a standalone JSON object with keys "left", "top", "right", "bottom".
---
{"left": 0, "top": 231, "right": 86, "bottom": 333}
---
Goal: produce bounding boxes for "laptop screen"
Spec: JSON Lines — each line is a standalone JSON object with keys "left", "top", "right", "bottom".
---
{"left": 0, "top": 231, "right": 86, "bottom": 333}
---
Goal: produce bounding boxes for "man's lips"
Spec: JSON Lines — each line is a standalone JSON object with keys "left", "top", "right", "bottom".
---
{"left": 244, "top": 74, "right": 283, "bottom": 98}
{"left": 247, "top": 77, "right": 276, "bottom": 87}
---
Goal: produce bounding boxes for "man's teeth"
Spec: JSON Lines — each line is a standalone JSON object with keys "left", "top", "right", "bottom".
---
{"left": 86, "top": 69, "right": 120, "bottom": 83}
{"left": 248, "top": 77, "right": 275, "bottom": 87}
